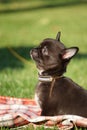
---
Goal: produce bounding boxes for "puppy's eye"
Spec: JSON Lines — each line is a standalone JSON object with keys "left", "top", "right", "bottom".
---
{"left": 42, "top": 46, "right": 48, "bottom": 56}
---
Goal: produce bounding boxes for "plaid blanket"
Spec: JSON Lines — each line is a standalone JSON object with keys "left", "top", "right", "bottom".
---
{"left": 0, "top": 96, "right": 87, "bottom": 130}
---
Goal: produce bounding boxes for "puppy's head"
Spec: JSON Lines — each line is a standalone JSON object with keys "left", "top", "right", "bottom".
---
{"left": 30, "top": 32, "right": 79, "bottom": 76}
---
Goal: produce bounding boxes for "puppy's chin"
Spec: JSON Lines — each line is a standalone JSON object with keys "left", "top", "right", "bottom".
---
{"left": 38, "top": 69, "right": 44, "bottom": 75}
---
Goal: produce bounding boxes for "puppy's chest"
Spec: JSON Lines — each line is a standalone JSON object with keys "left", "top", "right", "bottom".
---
{"left": 35, "top": 82, "right": 51, "bottom": 107}
{"left": 35, "top": 93, "right": 41, "bottom": 107}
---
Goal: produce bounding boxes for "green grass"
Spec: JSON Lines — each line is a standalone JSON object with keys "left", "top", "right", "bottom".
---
{"left": 0, "top": 0, "right": 87, "bottom": 129}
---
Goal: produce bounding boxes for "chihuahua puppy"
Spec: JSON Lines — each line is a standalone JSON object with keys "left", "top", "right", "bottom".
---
{"left": 30, "top": 32, "right": 87, "bottom": 117}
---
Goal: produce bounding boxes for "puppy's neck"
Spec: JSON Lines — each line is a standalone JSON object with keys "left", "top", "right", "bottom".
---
{"left": 38, "top": 74, "right": 62, "bottom": 97}
{"left": 38, "top": 69, "right": 63, "bottom": 98}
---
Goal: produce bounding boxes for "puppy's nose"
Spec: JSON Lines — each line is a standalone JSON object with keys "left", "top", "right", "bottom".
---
{"left": 30, "top": 48, "right": 38, "bottom": 58}
{"left": 30, "top": 48, "right": 37, "bottom": 55}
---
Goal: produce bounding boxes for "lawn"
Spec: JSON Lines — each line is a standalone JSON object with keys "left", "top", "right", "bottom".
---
{"left": 0, "top": 0, "right": 87, "bottom": 129}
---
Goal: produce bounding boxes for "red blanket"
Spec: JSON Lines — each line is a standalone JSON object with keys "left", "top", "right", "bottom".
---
{"left": 0, "top": 96, "right": 87, "bottom": 130}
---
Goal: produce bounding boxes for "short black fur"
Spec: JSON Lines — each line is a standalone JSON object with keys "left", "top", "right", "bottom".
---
{"left": 30, "top": 32, "right": 87, "bottom": 117}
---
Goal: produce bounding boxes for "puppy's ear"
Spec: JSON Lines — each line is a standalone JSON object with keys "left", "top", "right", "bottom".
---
{"left": 62, "top": 47, "right": 79, "bottom": 60}
{"left": 56, "top": 32, "right": 61, "bottom": 41}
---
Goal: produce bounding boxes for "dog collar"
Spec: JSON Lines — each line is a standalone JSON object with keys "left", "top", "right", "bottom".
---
{"left": 38, "top": 75, "right": 62, "bottom": 82}
{"left": 38, "top": 75, "right": 53, "bottom": 82}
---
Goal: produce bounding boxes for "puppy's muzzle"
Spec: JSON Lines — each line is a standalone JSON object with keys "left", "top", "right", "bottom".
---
{"left": 30, "top": 48, "right": 39, "bottom": 61}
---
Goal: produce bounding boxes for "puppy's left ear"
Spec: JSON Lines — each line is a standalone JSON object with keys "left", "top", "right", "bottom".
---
{"left": 62, "top": 47, "right": 79, "bottom": 60}
{"left": 56, "top": 32, "right": 61, "bottom": 41}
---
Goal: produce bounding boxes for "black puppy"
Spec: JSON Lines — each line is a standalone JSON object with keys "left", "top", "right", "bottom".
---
{"left": 30, "top": 32, "right": 87, "bottom": 117}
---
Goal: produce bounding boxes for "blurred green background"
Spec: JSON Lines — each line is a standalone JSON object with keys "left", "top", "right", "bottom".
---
{"left": 0, "top": 0, "right": 87, "bottom": 99}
